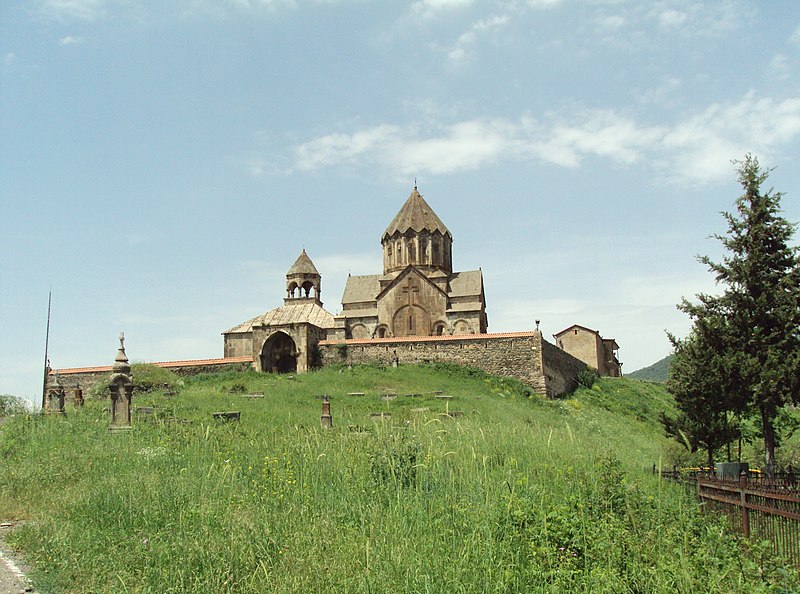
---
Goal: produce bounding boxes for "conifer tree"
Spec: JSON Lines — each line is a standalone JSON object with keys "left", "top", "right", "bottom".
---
{"left": 679, "top": 155, "right": 800, "bottom": 476}
{"left": 663, "top": 325, "right": 740, "bottom": 468}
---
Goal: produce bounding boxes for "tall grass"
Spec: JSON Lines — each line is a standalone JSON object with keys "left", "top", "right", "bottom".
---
{"left": 0, "top": 367, "right": 795, "bottom": 592}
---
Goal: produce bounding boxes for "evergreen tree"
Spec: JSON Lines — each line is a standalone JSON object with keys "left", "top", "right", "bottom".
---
{"left": 680, "top": 155, "right": 800, "bottom": 476}
{"left": 663, "top": 327, "right": 739, "bottom": 468}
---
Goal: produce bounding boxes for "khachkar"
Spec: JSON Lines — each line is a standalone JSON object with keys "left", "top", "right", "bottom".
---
{"left": 108, "top": 333, "right": 133, "bottom": 431}
{"left": 46, "top": 372, "right": 66, "bottom": 414}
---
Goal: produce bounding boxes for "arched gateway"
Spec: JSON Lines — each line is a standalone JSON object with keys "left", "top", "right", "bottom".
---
{"left": 260, "top": 332, "right": 297, "bottom": 374}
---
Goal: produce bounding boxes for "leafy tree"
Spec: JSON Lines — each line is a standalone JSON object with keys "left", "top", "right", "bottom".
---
{"left": 679, "top": 155, "right": 800, "bottom": 476}
{"left": 0, "top": 394, "right": 29, "bottom": 416}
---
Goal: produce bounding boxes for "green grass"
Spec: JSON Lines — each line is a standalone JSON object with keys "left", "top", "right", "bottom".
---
{"left": 0, "top": 366, "right": 795, "bottom": 593}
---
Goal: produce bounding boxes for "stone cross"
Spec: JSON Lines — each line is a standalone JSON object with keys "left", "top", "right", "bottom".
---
{"left": 401, "top": 277, "right": 419, "bottom": 306}
{"left": 109, "top": 332, "right": 133, "bottom": 431}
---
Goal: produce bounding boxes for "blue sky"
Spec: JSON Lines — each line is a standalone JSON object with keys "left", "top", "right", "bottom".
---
{"left": 2, "top": 0, "right": 800, "bottom": 404}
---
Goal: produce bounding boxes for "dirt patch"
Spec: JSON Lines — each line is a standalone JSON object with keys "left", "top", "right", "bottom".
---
{"left": 0, "top": 523, "right": 35, "bottom": 594}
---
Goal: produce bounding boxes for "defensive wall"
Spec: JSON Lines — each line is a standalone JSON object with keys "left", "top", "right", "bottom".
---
{"left": 318, "top": 330, "right": 587, "bottom": 398}
{"left": 48, "top": 356, "right": 253, "bottom": 392}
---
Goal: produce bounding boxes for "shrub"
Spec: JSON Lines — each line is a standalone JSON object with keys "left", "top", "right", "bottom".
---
{"left": 577, "top": 367, "right": 598, "bottom": 389}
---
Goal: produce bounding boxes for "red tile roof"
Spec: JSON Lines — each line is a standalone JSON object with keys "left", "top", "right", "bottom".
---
{"left": 319, "top": 331, "right": 536, "bottom": 346}
{"left": 52, "top": 356, "right": 253, "bottom": 375}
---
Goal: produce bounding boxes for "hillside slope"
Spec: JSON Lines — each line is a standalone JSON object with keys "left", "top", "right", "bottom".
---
{"left": 0, "top": 365, "right": 792, "bottom": 593}
{"left": 627, "top": 354, "right": 674, "bottom": 383}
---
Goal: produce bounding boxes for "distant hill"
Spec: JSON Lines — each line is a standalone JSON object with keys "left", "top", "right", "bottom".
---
{"left": 627, "top": 354, "right": 674, "bottom": 383}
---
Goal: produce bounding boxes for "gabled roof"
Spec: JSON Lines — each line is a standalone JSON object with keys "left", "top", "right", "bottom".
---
{"left": 375, "top": 265, "right": 448, "bottom": 302}
{"left": 553, "top": 323, "right": 600, "bottom": 338}
{"left": 383, "top": 187, "right": 451, "bottom": 239}
{"left": 224, "top": 302, "right": 335, "bottom": 334}
{"left": 287, "top": 249, "right": 320, "bottom": 276}
{"left": 342, "top": 274, "right": 382, "bottom": 305}
{"left": 449, "top": 270, "right": 484, "bottom": 298}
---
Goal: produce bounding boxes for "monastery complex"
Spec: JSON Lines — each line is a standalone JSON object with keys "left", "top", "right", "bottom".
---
{"left": 51, "top": 187, "right": 620, "bottom": 398}
{"left": 219, "top": 187, "right": 621, "bottom": 396}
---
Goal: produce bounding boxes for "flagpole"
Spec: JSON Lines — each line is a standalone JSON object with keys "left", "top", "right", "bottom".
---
{"left": 41, "top": 290, "right": 51, "bottom": 410}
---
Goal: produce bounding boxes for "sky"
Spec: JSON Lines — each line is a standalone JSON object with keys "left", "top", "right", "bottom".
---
{"left": 2, "top": 0, "right": 800, "bottom": 406}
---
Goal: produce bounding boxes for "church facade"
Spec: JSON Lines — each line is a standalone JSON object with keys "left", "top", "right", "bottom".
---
{"left": 328, "top": 187, "right": 487, "bottom": 341}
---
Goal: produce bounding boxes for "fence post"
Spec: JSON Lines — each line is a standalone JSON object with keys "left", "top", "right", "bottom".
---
{"left": 739, "top": 471, "right": 750, "bottom": 538}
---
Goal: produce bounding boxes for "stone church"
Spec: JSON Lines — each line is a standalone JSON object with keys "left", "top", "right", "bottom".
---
{"left": 328, "top": 186, "right": 487, "bottom": 341}
{"left": 221, "top": 186, "right": 619, "bottom": 392}
{"left": 223, "top": 186, "right": 487, "bottom": 372}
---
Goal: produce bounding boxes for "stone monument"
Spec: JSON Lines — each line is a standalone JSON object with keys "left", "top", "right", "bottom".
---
{"left": 108, "top": 333, "right": 133, "bottom": 431}
{"left": 320, "top": 395, "right": 332, "bottom": 429}
{"left": 46, "top": 372, "right": 66, "bottom": 414}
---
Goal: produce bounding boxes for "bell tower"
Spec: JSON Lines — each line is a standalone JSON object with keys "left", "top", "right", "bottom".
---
{"left": 285, "top": 249, "right": 322, "bottom": 305}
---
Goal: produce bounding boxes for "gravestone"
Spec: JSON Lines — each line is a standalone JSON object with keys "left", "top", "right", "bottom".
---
{"left": 72, "top": 385, "right": 84, "bottom": 407}
{"left": 321, "top": 395, "right": 333, "bottom": 428}
{"left": 108, "top": 333, "right": 133, "bottom": 431}
{"left": 46, "top": 372, "right": 66, "bottom": 414}
{"left": 212, "top": 411, "right": 240, "bottom": 422}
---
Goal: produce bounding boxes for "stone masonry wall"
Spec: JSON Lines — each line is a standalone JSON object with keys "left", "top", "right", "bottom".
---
{"left": 49, "top": 357, "right": 253, "bottom": 395}
{"left": 540, "top": 339, "right": 587, "bottom": 398}
{"left": 318, "top": 331, "right": 586, "bottom": 396}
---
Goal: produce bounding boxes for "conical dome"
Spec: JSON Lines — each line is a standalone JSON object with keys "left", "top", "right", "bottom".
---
{"left": 286, "top": 249, "right": 322, "bottom": 304}
{"left": 287, "top": 249, "right": 320, "bottom": 276}
{"left": 382, "top": 187, "right": 451, "bottom": 240}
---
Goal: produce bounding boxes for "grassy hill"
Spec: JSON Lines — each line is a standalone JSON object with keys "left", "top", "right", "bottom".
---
{"left": 0, "top": 364, "right": 793, "bottom": 593}
{"left": 627, "top": 354, "right": 674, "bottom": 383}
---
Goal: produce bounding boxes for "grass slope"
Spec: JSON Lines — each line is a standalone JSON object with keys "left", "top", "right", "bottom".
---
{"left": 0, "top": 365, "right": 794, "bottom": 593}
{"left": 627, "top": 354, "right": 674, "bottom": 383}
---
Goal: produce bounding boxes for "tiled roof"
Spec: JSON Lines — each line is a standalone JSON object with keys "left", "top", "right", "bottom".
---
{"left": 319, "top": 331, "right": 536, "bottom": 346}
{"left": 224, "top": 302, "right": 335, "bottom": 334}
{"left": 52, "top": 356, "right": 253, "bottom": 375}
{"left": 383, "top": 188, "right": 451, "bottom": 239}
{"left": 287, "top": 249, "right": 319, "bottom": 276}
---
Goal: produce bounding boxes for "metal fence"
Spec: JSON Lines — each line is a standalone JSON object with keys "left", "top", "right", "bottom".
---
{"left": 659, "top": 469, "right": 800, "bottom": 568}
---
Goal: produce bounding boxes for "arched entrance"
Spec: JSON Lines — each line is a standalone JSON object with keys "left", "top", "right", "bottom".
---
{"left": 260, "top": 332, "right": 298, "bottom": 373}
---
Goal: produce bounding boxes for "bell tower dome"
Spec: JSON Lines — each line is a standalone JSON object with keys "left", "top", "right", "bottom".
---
{"left": 381, "top": 186, "right": 453, "bottom": 275}
{"left": 285, "top": 249, "right": 322, "bottom": 305}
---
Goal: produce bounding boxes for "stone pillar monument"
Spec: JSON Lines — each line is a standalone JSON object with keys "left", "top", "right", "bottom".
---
{"left": 46, "top": 372, "right": 66, "bottom": 414}
{"left": 108, "top": 333, "right": 133, "bottom": 431}
{"left": 320, "top": 395, "right": 333, "bottom": 429}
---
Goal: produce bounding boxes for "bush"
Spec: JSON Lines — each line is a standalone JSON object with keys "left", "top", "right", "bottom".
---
{"left": 577, "top": 367, "right": 598, "bottom": 389}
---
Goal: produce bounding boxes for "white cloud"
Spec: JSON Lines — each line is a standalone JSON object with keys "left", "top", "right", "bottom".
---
{"left": 411, "top": 0, "right": 473, "bottom": 20}
{"left": 280, "top": 92, "right": 800, "bottom": 184}
{"left": 446, "top": 14, "right": 509, "bottom": 61}
{"left": 791, "top": 24, "right": 800, "bottom": 44}
{"left": 58, "top": 35, "right": 84, "bottom": 45}
{"left": 657, "top": 9, "right": 686, "bottom": 28}
{"left": 597, "top": 14, "right": 626, "bottom": 31}
{"left": 662, "top": 93, "right": 800, "bottom": 183}
{"left": 768, "top": 54, "right": 791, "bottom": 81}
{"left": 525, "top": 0, "right": 564, "bottom": 9}
{"left": 39, "top": 0, "right": 108, "bottom": 21}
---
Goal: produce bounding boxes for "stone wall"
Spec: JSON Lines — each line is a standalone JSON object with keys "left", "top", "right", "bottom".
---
{"left": 49, "top": 357, "right": 253, "bottom": 395}
{"left": 541, "top": 339, "right": 587, "bottom": 397}
{"left": 318, "top": 331, "right": 587, "bottom": 397}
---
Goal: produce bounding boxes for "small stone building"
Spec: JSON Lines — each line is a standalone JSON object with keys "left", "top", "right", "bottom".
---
{"left": 328, "top": 187, "right": 487, "bottom": 340}
{"left": 553, "top": 324, "right": 621, "bottom": 377}
{"left": 223, "top": 250, "right": 334, "bottom": 373}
